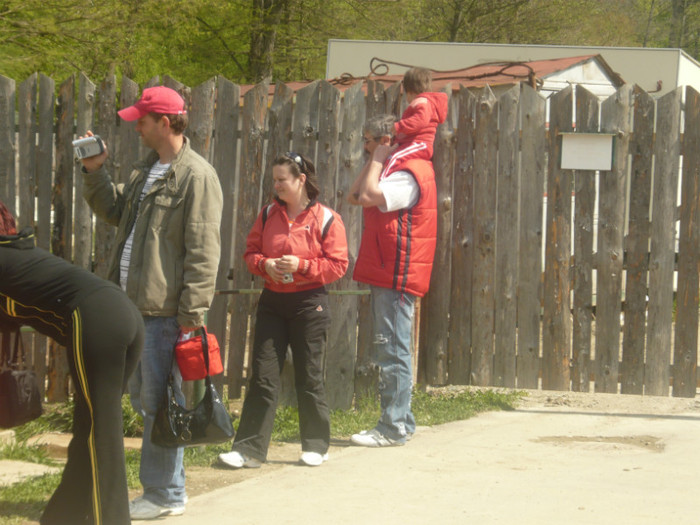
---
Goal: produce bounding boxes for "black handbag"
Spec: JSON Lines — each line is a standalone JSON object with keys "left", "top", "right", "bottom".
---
{"left": 0, "top": 328, "right": 43, "bottom": 428}
{"left": 151, "top": 330, "right": 234, "bottom": 447}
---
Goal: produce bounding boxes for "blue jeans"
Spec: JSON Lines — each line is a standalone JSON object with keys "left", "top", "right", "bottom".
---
{"left": 370, "top": 286, "right": 416, "bottom": 441}
{"left": 128, "top": 316, "right": 186, "bottom": 507}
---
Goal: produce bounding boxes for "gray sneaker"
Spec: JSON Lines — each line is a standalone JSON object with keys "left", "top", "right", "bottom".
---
{"left": 129, "top": 496, "right": 185, "bottom": 520}
{"left": 350, "top": 428, "right": 405, "bottom": 447}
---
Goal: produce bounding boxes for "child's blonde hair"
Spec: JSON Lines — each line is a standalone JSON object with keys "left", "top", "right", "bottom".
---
{"left": 403, "top": 67, "right": 432, "bottom": 95}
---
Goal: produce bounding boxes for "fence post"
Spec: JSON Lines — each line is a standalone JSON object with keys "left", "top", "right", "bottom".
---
{"left": 493, "top": 84, "right": 520, "bottom": 388}
{"left": 18, "top": 73, "right": 37, "bottom": 230}
{"left": 621, "top": 86, "right": 655, "bottom": 394}
{"left": 422, "top": 86, "right": 454, "bottom": 385}
{"left": 37, "top": 74, "right": 55, "bottom": 251}
{"left": 571, "top": 86, "right": 599, "bottom": 393}
{"left": 210, "top": 76, "right": 241, "bottom": 394}
{"left": 0, "top": 76, "right": 15, "bottom": 214}
{"left": 93, "top": 74, "right": 118, "bottom": 279}
{"left": 448, "top": 86, "right": 476, "bottom": 386}
{"left": 74, "top": 73, "right": 96, "bottom": 270}
{"left": 645, "top": 88, "right": 681, "bottom": 396}
{"left": 595, "top": 85, "right": 632, "bottom": 393}
{"left": 516, "top": 84, "right": 546, "bottom": 389}
{"left": 542, "top": 85, "right": 573, "bottom": 391}
{"left": 227, "top": 81, "right": 269, "bottom": 398}
{"left": 471, "top": 86, "right": 498, "bottom": 386}
{"left": 673, "top": 86, "right": 700, "bottom": 397}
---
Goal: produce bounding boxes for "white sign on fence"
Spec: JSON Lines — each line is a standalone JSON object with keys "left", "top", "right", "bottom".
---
{"left": 560, "top": 133, "right": 615, "bottom": 171}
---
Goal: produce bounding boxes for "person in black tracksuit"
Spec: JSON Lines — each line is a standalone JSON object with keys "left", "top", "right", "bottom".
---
{"left": 0, "top": 200, "right": 143, "bottom": 525}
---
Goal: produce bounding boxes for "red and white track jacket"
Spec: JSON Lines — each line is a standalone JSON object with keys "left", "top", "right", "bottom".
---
{"left": 244, "top": 200, "right": 349, "bottom": 293}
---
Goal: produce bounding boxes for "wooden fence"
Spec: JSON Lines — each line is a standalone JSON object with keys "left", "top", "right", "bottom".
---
{"left": 1, "top": 73, "right": 698, "bottom": 410}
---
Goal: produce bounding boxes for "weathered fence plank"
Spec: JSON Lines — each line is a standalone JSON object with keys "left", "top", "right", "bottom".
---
{"left": 53, "top": 75, "right": 75, "bottom": 262}
{"left": 621, "top": 86, "right": 655, "bottom": 394}
{"left": 494, "top": 85, "right": 520, "bottom": 387}
{"left": 117, "top": 77, "right": 140, "bottom": 185}
{"left": 36, "top": 74, "right": 55, "bottom": 251}
{"left": 93, "top": 75, "right": 118, "bottom": 279}
{"left": 209, "top": 77, "right": 241, "bottom": 394}
{"left": 0, "top": 76, "right": 15, "bottom": 214}
{"left": 189, "top": 78, "right": 216, "bottom": 161}
{"left": 385, "top": 81, "right": 403, "bottom": 118}
{"left": 74, "top": 73, "right": 96, "bottom": 270}
{"left": 595, "top": 85, "right": 632, "bottom": 393}
{"left": 263, "top": 82, "right": 293, "bottom": 202}
{"left": 319, "top": 81, "right": 355, "bottom": 409}
{"left": 471, "top": 86, "right": 498, "bottom": 386}
{"left": 448, "top": 86, "right": 476, "bottom": 385}
{"left": 673, "top": 86, "right": 700, "bottom": 397}
{"left": 332, "top": 82, "right": 365, "bottom": 404}
{"left": 645, "top": 88, "right": 681, "bottom": 396}
{"left": 422, "top": 86, "right": 454, "bottom": 385}
{"left": 18, "top": 73, "right": 37, "bottom": 230}
{"left": 281, "top": 81, "right": 323, "bottom": 406}
{"left": 33, "top": 74, "right": 54, "bottom": 395}
{"left": 317, "top": 81, "right": 341, "bottom": 208}
{"left": 365, "top": 79, "right": 386, "bottom": 117}
{"left": 542, "top": 86, "right": 573, "bottom": 391}
{"left": 571, "top": 86, "right": 599, "bottom": 393}
{"left": 516, "top": 84, "right": 545, "bottom": 389}
{"left": 47, "top": 75, "right": 75, "bottom": 402}
{"left": 227, "top": 82, "right": 269, "bottom": 398}
{"left": 292, "top": 81, "right": 320, "bottom": 161}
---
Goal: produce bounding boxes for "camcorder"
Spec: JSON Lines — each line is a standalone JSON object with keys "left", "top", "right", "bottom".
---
{"left": 72, "top": 136, "right": 105, "bottom": 159}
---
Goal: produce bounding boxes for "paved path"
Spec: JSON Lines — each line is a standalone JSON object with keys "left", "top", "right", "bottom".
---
{"left": 159, "top": 401, "right": 700, "bottom": 525}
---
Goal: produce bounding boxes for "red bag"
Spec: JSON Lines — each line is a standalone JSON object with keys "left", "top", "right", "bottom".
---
{"left": 174, "top": 327, "right": 224, "bottom": 381}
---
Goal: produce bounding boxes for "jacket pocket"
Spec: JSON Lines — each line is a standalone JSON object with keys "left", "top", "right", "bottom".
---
{"left": 374, "top": 233, "right": 384, "bottom": 268}
{"left": 151, "top": 194, "right": 183, "bottom": 231}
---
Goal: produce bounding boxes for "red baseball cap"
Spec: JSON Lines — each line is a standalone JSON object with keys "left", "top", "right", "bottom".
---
{"left": 118, "top": 86, "right": 187, "bottom": 121}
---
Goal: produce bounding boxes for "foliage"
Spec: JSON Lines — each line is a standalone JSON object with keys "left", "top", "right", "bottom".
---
{"left": 2, "top": 0, "right": 700, "bottom": 86}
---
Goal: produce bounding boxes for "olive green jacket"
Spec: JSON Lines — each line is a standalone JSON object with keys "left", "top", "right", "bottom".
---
{"left": 82, "top": 137, "right": 223, "bottom": 328}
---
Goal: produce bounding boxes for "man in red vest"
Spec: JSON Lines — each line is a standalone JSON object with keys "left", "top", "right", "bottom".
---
{"left": 348, "top": 114, "right": 438, "bottom": 446}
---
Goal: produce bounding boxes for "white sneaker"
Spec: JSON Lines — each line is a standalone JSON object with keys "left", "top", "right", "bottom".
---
{"left": 218, "top": 450, "right": 262, "bottom": 469}
{"left": 300, "top": 451, "right": 329, "bottom": 466}
{"left": 350, "top": 428, "right": 405, "bottom": 447}
{"left": 129, "top": 496, "right": 185, "bottom": 520}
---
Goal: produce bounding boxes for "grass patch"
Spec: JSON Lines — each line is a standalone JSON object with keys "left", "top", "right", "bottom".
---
{"left": 0, "top": 472, "right": 62, "bottom": 524}
{"left": 0, "top": 388, "right": 521, "bottom": 524}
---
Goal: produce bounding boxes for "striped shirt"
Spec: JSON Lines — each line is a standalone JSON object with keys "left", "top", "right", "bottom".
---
{"left": 119, "top": 161, "right": 170, "bottom": 290}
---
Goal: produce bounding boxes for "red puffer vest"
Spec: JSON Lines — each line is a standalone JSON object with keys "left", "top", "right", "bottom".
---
{"left": 352, "top": 157, "right": 437, "bottom": 297}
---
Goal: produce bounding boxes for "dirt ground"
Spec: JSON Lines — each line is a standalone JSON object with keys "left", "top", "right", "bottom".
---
{"left": 170, "top": 388, "right": 700, "bottom": 502}
{"left": 155, "top": 388, "right": 700, "bottom": 525}
{"left": 5, "top": 388, "right": 700, "bottom": 524}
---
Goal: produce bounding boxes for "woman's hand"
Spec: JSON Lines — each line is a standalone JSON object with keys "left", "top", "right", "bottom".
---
{"left": 264, "top": 258, "right": 285, "bottom": 283}
{"left": 275, "top": 255, "right": 300, "bottom": 273}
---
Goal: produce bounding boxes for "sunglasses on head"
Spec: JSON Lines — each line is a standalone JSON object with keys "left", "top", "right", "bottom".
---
{"left": 285, "top": 152, "right": 305, "bottom": 171}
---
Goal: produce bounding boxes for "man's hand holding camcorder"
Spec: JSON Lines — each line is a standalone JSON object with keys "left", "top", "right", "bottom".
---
{"left": 78, "top": 130, "right": 109, "bottom": 173}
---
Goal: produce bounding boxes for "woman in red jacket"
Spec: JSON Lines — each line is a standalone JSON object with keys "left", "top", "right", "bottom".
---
{"left": 219, "top": 152, "right": 348, "bottom": 468}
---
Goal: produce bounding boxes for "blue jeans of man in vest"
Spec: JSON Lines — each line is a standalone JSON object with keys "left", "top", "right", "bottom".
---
{"left": 370, "top": 285, "right": 417, "bottom": 441}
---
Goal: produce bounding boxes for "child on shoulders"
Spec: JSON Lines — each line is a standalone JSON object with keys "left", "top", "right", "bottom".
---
{"left": 381, "top": 67, "right": 449, "bottom": 179}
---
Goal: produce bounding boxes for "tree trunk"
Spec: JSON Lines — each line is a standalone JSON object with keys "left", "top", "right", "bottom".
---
{"left": 249, "top": 0, "right": 287, "bottom": 83}
{"left": 669, "top": 0, "right": 686, "bottom": 48}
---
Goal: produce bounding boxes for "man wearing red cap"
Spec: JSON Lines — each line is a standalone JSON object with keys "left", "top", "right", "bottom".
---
{"left": 79, "top": 86, "right": 223, "bottom": 520}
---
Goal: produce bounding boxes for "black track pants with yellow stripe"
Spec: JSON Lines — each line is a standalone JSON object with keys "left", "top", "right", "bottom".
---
{"left": 40, "top": 287, "right": 143, "bottom": 525}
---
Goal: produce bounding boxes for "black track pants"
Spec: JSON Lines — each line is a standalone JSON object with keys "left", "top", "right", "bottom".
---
{"left": 233, "top": 287, "right": 331, "bottom": 461}
{"left": 40, "top": 286, "right": 143, "bottom": 525}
